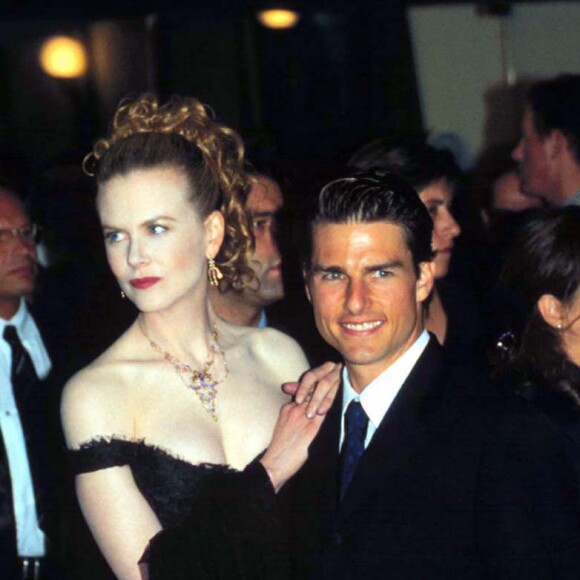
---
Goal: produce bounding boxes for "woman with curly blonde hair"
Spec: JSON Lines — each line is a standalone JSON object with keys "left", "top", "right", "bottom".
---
{"left": 61, "top": 94, "right": 339, "bottom": 579}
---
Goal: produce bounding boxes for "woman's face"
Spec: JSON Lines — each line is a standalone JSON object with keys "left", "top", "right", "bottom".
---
{"left": 418, "top": 178, "right": 461, "bottom": 279}
{"left": 96, "top": 165, "right": 223, "bottom": 313}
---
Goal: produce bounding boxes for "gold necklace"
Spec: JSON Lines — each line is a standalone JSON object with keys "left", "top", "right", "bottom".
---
{"left": 139, "top": 322, "right": 228, "bottom": 422}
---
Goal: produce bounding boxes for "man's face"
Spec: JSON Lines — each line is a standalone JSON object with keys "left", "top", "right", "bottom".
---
{"left": 512, "top": 108, "right": 558, "bottom": 202}
{"left": 0, "top": 191, "right": 38, "bottom": 319}
{"left": 305, "top": 221, "right": 433, "bottom": 391}
{"left": 246, "top": 175, "right": 284, "bottom": 305}
{"left": 492, "top": 169, "right": 542, "bottom": 212}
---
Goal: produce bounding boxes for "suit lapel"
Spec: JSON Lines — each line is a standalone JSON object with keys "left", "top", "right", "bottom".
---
{"left": 309, "top": 391, "right": 342, "bottom": 509}
{"left": 340, "top": 339, "right": 445, "bottom": 517}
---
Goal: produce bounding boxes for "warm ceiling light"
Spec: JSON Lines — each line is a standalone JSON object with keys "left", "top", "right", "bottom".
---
{"left": 39, "top": 36, "right": 88, "bottom": 79}
{"left": 257, "top": 9, "right": 300, "bottom": 30}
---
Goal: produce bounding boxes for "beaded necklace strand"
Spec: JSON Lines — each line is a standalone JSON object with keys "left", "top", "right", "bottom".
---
{"left": 139, "top": 321, "right": 228, "bottom": 421}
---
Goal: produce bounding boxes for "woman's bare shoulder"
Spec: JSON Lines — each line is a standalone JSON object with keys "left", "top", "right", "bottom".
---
{"left": 233, "top": 326, "right": 309, "bottom": 382}
{"left": 63, "top": 355, "right": 125, "bottom": 404}
{"left": 63, "top": 332, "right": 137, "bottom": 399}
{"left": 61, "top": 336, "right": 140, "bottom": 448}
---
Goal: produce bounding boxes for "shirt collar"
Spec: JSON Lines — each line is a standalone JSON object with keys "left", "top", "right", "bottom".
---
{"left": 342, "top": 329, "right": 430, "bottom": 429}
{"left": 0, "top": 299, "right": 51, "bottom": 379}
{"left": 0, "top": 298, "right": 28, "bottom": 330}
{"left": 257, "top": 310, "right": 268, "bottom": 328}
{"left": 563, "top": 189, "right": 580, "bottom": 207}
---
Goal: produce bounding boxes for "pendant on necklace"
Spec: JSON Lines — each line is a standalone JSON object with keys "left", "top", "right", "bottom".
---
{"left": 174, "top": 346, "right": 224, "bottom": 421}
{"left": 140, "top": 323, "right": 228, "bottom": 422}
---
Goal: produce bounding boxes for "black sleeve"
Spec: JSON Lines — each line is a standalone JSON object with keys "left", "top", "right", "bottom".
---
{"left": 143, "top": 458, "right": 290, "bottom": 580}
{"left": 67, "top": 438, "right": 137, "bottom": 474}
{"left": 476, "top": 409, "right": 580, "bottom": 579}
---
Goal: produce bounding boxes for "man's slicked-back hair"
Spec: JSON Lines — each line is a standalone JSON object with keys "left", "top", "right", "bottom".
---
{"left": 528, "top": 74, "right": 580, "bottom": 162}
{"left": 308, "top": 172, "right": 435, "bottom": 274}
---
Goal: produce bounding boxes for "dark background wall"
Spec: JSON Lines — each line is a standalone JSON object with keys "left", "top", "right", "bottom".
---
{"left": 0, "top": 0, "right": 423, "bottom": 169}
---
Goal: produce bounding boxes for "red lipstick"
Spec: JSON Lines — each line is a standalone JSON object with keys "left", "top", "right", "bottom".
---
{"left": 129, "top": 277, "right": 161, "bottom": 290}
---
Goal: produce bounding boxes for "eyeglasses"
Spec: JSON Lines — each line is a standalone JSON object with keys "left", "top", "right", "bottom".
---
{"left": 0, "top": 224, "right": 40, "bottom": 245}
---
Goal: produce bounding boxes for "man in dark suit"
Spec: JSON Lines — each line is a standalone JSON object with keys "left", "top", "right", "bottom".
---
{"left": 280, "top": 172, "right": 580, "bottom": 579}
{"left": 0, "top": 185, "right": 70, "bottom": 579}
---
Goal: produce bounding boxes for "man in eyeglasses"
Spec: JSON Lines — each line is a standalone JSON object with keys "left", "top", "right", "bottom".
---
{"left": 0, "top": 195, "right": 38, "bottom": 311}
{"left": 0, "top": 185, "right": 68, "bottom": 579}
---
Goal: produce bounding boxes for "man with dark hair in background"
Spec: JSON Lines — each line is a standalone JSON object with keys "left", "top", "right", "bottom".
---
{"left": 513, "top": 74, "right": 580, "bottom": 207}
{"left": 280, "top": 172, "right": 580, "bottom": 579}
{"left": 211, "top": 172, "right": 285, "bottom": 327}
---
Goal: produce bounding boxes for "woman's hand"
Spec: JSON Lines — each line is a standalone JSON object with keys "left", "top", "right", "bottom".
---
{"left": 260, "top": 362, "right": 342, "bottom": 492}
{"left": 282, "top": 361, "right": 342, "bottom": 418}
{"left": 259, "top": 401, "right": 325, "bottom": 492}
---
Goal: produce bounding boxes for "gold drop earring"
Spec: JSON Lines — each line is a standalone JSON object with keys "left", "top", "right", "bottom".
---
{"left": 208, "top": 258, "right": 223, "bottom": 287}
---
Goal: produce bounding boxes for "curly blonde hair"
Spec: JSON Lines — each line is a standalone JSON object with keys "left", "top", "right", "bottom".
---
{"left": 85, "top": 93, "right": 255, "bottom": 290}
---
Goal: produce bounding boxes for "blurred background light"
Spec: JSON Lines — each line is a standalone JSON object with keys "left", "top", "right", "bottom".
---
{"left": 257, "top": 9, "right": 300, "bottom": 30}
{"left": 39, "top": 36, "right": 88, "bottom": 78}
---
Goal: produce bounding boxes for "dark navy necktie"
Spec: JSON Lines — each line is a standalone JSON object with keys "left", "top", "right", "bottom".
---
{"left": 3, "top": 325, "right": 38, "bottom": 398}
{"left": 340, "top": 400, "right": 369, "bottom": 499}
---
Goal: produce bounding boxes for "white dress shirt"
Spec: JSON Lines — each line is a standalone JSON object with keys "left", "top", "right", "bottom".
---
{"left": 564, "top": 189, "right": 580, "bottom": 207}
{"left": 340, "top": 330, "right": 430, "bottom": 450}
{"left": 0, "top": 299, "right": 51, "bottom": 557}
{"left": 257, "top": 310, "right": 268, "bottom": 329}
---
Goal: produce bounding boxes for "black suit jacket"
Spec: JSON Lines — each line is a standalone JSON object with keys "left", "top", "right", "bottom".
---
{"left": 280, "top": 338, "right": 580, "bottom": 579}
{"left": 0, "top": 306, "right": 74, "bottom": 579}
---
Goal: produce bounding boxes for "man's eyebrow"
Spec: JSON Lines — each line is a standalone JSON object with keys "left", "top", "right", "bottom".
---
{"left": 311, "top": 260, "right": 404, "bottom": 274}
{"left": 250, "top": 211, "right": 277, "bottom": 218}
{"left": 365, "top": 260, "right": 403, "bottom": 273}
{"left": 311, "top": 264, "right": 346, "bottom": 274}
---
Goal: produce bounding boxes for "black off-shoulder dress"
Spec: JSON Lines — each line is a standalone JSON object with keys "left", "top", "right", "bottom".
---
{"left": 69, "top": 438, "right": 287, "bottom": 580}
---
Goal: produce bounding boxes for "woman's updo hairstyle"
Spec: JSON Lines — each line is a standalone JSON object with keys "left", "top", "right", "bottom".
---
{"left": 84, "top": 93, "right": 254, "bottom": 290}
{"left": 496, "top": 207, "right": 580, "bottom": 405}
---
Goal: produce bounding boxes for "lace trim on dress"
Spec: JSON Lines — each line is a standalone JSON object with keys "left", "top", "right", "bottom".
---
{"left": 68, "top": 436, "right": 139, "bottom": 474}
{"left": 67, "top": 436, "right": 231, "bottom": 475}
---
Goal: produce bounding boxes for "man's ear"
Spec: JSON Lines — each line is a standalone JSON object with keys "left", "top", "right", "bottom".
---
{"left": 204, "top": 210, "right": 225, "bottom": 260}
{"left": 537, "top": 293, "right": 565, "bottom": 329}
{"left": 480, "top": 208, "right": 490, "bottom": 227}
{"left": 416, "top": 261, "right": 435, "bottom": 304}
{"left": 545, "top": 129, "right": 566, "bottom": 160}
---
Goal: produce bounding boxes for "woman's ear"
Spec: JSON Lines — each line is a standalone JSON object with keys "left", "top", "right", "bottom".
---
{"left": 204, "top": 210, "right": 225, "bottom": 260}
{"left": 537, "top": 293, "right": 565, "bottom": 330}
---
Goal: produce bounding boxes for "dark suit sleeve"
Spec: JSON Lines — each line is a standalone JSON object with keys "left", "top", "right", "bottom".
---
{"left": 143, "top": 459, "right": 289, "bottom": 580}
{"left": 476, "top": 409, "right": 580, "bottom": 579}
